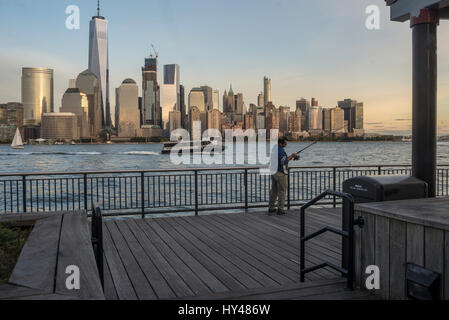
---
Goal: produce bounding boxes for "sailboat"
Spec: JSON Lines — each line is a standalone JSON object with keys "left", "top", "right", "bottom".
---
{"left": 11, "top": 128, "right": 24, "bottom": 149}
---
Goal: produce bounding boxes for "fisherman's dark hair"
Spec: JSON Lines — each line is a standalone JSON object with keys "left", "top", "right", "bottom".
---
{"left": 278, "top": 137, "right": 287, "bottom": 145}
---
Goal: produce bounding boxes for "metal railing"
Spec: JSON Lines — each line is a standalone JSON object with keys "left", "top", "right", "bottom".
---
{"left": 1, "top": 164, "right": 449, "bottom": 216}
{"left": 300, "top": 190, "right": 364, "bottom": 289}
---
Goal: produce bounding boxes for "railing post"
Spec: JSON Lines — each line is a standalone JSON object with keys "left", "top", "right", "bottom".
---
{"left": 141, "top": 172, "right": 145, "bottom": 219}
{"left": 83, "top": 173, "right": 88, "bottom": 210}
{"left": 22, "top": 175, "right": 27, "bottom": 213}
{"left": 287, "top": 170, "right": 291, "bottom": 210}
{"left": 378, "top": 166, "right": 382, "bottom": 175}
{"left": 194, "top": 170, "right": 199, "bottom": 216}
{"left": 333, "top": 167, "right": 337, "bottom": 208}
{"left": 244, "top": 169, "right": 248, "bottom": 211}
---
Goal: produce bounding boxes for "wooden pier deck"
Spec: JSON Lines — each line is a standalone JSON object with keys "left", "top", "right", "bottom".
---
{"left": 102, "top": 208, "right": 374, "bottom": 300}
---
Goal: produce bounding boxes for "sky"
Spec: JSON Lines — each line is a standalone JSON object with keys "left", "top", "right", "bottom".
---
{"left": 1, "top": 0, "right": 449, "bottom": 135}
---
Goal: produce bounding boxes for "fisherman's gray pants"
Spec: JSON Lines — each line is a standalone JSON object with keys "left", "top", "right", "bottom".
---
{"left": 269, "top": 172, "right": 288, "bottom": 210}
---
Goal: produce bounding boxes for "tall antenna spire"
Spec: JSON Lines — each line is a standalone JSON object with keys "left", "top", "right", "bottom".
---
{"left": 97, "top": 0, "right": 100, "bottom": 16}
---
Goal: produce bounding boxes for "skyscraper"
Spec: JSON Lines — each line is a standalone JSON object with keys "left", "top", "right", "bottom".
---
{"left": 308, "top": 106, "right": 323, "bottom": 131}
{"left": 142, "top": 55, "right": 161, "bottom": 128}
{"left": 21, "top": 67, "right": 54, "bottom": 125}
{"left": 161, "top": 64, "right": 180, "bottom": 130}
{"left": 189, "top": 88, "right": 205, "bottom": 112}
{"left": 179, "top": 85, "right": 186, "bottom": 129}
{"left": 296, "top": 98, "right": 310, "bottom": 132}
{"left": 60, "top": 88, "right": 90, "bottom": 139}
{"left": 264, "top": 77, "right": 271, "bottom": 107}
{"left": 116, "top": 79, "right": 140, "bottom": 138}
{"left": 257, "top": 92, "right": 264, "bottom": 107}
{"left": 213, "top": 89, "right": 220, "bottom": 111}
{"left": 76, "top": 70, "right": 102, "bottom": 138}
{"left": 88, "top": 0, "right": 110, "bottom": 127}
{"left": 200, "top": 86, "right": 213, "bottom": 112}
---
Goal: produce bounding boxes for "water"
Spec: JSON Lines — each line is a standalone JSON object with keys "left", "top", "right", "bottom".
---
{"left": 1, "top": 141, "right": 449, "bottom": 173}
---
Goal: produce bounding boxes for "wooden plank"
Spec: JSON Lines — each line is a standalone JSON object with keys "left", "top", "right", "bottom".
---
{"left": 8, "top": 215, "right": 62, "bottom": 292}
{"left": 375, "top": 215, "right": 390, "bottom": 300}
{"left": 0, "top": 284, "right": 44, "bottom": 300}
{"left": 165, "top": 217, "right": 262, "bottom": 290}
{"left": 156, "top": 218, "right": 247, "bottom": 292}
{"left": 179, "top": 216, "right": 280, "bottom": 287}
{"left": 361, "top": 212, "right": 375, "bottom": 290}
{"left": 125, "top": 219, "right": 194, "bottom": 298}
{"left": 188, "top": 278, "right": 346, "bottom": 300}
{"left": 102, "top": 221, "right": 138, "bottom": 300}
{"left": 138, "top": 219, "right": 213, "bottom": 297}
{"left": 424, "top": 226, "right": 445, "bottom": 299}
{"left": 102, "top": 252, "right": 118, "bottom": 300}
{"left": 177, "top": 216, "right": 278, "bottom": 287}
{"left": 389, "top": 219, "right": 406, "bottom": 300}
{"left": 194, "top": 215, "right": 298, "bottom": 284}
{"left": 146, "top": 219, "right": 228, "bottom": 294}
{"left": 216, "top": 213, "right": 340, "bottom": 279}
{"left": 106, "top": 221, "right": 156, "bottom": 300}
{"left": 406, "top": 223, "right": 424, "bottom": 266}
{"left": 55, "top": 213, "right": 104, "bottom": 300}
{"left": 114, "top": 220, "right": 176, "bottom": 299}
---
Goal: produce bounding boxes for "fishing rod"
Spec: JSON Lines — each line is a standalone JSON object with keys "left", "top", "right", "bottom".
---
{"left": 293, "top": 126, "right": 346, "bottom": 160}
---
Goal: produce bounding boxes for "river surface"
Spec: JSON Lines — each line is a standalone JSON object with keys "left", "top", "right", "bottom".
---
{"left": 1, "top": 141, "right": 449, "bottom": 173}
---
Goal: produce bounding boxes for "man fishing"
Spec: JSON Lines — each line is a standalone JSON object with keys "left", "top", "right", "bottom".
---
{"left": 268, "top": 137, "right": 299, "bottom": 216}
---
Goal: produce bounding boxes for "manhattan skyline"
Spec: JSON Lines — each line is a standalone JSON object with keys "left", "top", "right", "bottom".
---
{"left": 2, "top": 0, "right": 449, "bottom": 135}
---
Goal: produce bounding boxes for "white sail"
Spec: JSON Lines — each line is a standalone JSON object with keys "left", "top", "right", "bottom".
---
{"left": 11, "top": 128, "right": 24, "bottom": 149}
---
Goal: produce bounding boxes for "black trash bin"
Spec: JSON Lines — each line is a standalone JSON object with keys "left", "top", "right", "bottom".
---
{"left": 342, "top": 175, "right": 428, "bottom": 203}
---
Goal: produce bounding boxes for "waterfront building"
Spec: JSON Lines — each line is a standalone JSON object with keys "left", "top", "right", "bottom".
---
{"left": 188, "top": 106, "right": 201, "bottom": 137}
{"left": 207, "top": 109, "right": 222, "bottom": 131}
{"left": 179, "top": 85, "right": 186, "bottom": 129}
{"left": 60, "top": 88, "right": 90, "bottom": 139}
{"left": 264, "top": 77, "right": 271, "bottom": 107}
{"left": 41, "top": 113, "right": 78, "bottom": 140}
{"left": 279, "top": 106, "right": 291, "bottom": 134}
{"left": 88, "top": 2, "right": 110, "bottom": 127}
{"left": 0, "top": 102, "right": 24, "bottom": 141}
{"left": 296, "top": 98, "right": 310, "bottom": 132}
{"left": 233, "top": 93, "right": 244, "bottom": 123}
{"left": 161, "top": 64, "right": 180, "bottom": 130}
{"left": 21, "top": 67, "right": 54, "bottom": 125}
{"left": 323, "top": 108, "right": 332, "bottom": 132}
{"left": 115, "top": 79, "right": 140, "bottom": 138}
{"left": 308, "top": 106, "right": 323, "bottom": 131}
{"left": 76, "top": 70, "right": 102, "bottom": 138}
{"left": 201, "top": 86, "right": 213, "bottom": 112}
{"left": 213, "top": 89, "right": 220, "bottom": 111}
{"left": 265, "top": 102, "right": 279, "bottom": 138}
{"left": 243, "top": 113, "right": 255, "bottom": 130}
{"left": 331, "top": 107, "right": 345, "bottom": 133}
{"left": 258, "top": 92, "right": 264, "bottom": 107}
{"left": 338, "top": 98, "right": 364, "bottom": 133}
{"left": 189, "top": 88, "right": 205, "bottom": 112}
{"left": 169, "top": 110, "right": 182, "bottom": 135}
{"left": 311, "top": 97, "right": 318, "bottom": 107}
{"left": 223, "top": 85, "right": 235, "bottom": 114}
{"left": 288, "top": 109, "right": 302, "bottom": 133}
{"left": 142, "top": 54, "right": 161, "bottom": 128}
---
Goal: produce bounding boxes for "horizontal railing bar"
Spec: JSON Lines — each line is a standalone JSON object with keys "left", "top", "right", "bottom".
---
{"left": 0, "top": 163, "right": 448, "bottom": 177}
{"left": 301, "top": 226, "right": 348, "bottom": 242}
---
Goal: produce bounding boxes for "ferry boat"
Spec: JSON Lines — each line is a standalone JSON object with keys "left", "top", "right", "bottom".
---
{"left": 161, "top": 140, "right": 225, "bottom": 154}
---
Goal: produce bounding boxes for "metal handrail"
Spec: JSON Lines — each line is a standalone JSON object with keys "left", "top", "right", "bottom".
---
{"left": 300, "top": 190, "right": 363, "bottom": 290}
{"left": 0, "top": 163, "right": 447, "bottom": 177}
{"left": 91, "top": 203, "right": 104, "bottom": 290}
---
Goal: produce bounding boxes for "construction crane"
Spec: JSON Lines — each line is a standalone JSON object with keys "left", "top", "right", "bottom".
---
{"left": 150, "top": 44, "right": 159, "bottom": 59}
